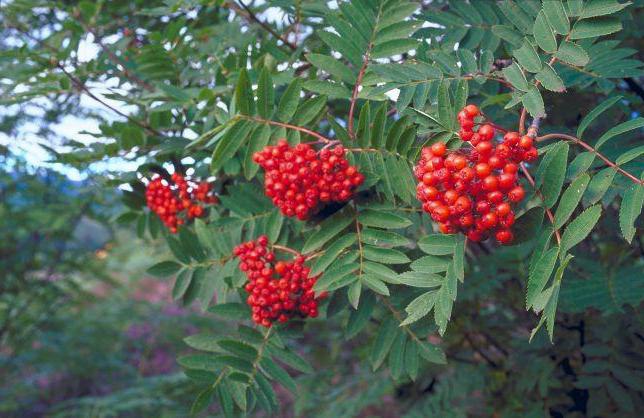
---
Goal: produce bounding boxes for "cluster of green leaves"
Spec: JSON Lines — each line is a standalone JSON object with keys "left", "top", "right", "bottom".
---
{"left": 306, "top": 0, "right": 419, "bottom": 98}
{"left": 180, "top": 315, "right": 311, "bottom": 416}
{"left": 524, "top": 97, "right": 643, "bottom": 340}
{"left": 2, "top": 0, "right": 643, "bottom": 416}
{"left": 420, "top": 0, "right": 643, "bottom": 117}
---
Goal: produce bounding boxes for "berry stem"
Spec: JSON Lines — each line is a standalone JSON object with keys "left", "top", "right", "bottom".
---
{"left": 347, "top": 147, "right": 408, "bottom": 162}
{"left": 271, "top": 244, "right": 300, "bottom": 256}
{"left": 536, "top": 133, "right": 643, "bottom": 185}
{"left": 320, "top": 140, "right": 342, "bottom": 150}
{"left": 527, "top": 117, "right": 541, "bottom": 139}
{"left": 241, "top": 115, "right": 333, "bottom": 143}
{"left": 519, "top": 163, "right": 562, "bottom": 245}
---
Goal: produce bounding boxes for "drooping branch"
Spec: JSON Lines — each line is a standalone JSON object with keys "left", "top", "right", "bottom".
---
{"left": 80, "top": 22, "right": 154, "bottom": 91}
{"left": 232, "top": 1, "right": 298, "bottom": 51}
{"left": 56, "top": 63, "right": 162, "bottom": 136}
{"left": 7, "top": 23, "right": 163, "bottom": 137}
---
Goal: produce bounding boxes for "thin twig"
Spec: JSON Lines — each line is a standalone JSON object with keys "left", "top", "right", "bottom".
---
{"left": 81, "top": 23, "right": 154, "bottom": 91}
{"left": 272, "top": 244, "right": 300, "bottom": 256}
{"left": 249, "top": 326, "right": 274, "bottom": 381}
{"left": 8, "top": 23, "right": 162, "bottom": 136}
{"left": 239, "top": 115, "right": 333, "bottom": 143}
{"left": 464, "top": 332, "right": 498, "bottom": 368}
{"left": 233, "top": 1, "right": 298, "bottom": 51}
{"left": 536, "top": 133, "right": 642, "bottom": 185}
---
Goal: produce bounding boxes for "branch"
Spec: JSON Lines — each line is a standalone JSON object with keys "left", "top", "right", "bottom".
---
{"left": 519, "top": 107, "right": 528, "bottom": 135}
{"left": 464, "top": 332, "right": 498, "bottom": 368}
{"left": 536, "top": 133, "right": 643, "bottom": 185}
{"left": 7, "top": 23, "right": 162, "bottom": 137}
{"left": 56, "top": 63, "right": 162, "bottom": 136}
{"left": 233, "top": 1, "right": 298, "bottom": 51}
{"left": 81, "top": 23, "right": 154, "bottom": 91}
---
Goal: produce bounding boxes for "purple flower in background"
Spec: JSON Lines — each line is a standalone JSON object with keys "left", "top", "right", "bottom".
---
{"left": 162, "top": 303, "right": 186, "bottom": 316}
{"left": 125, "top": 322, "right": 155, "bottom": 344}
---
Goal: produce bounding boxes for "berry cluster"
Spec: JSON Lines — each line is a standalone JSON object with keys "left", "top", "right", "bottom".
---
{"left": 253, "top": 139, "right": 364, "bottom": 220}
{"left": 233, "top": 236, "right": 325, "bottom": 327}
{"left": 145, "top": 173, "right": 217, "bottom": 233}
{"left": 415, "top": 105, "right": 537, "bottom": 244}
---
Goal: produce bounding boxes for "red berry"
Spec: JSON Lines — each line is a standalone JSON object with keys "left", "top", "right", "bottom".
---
{"left": 496, "top": 202, "right": 511, "bottom": 217}
{"left": 482, "top": 212, "right": 498, "bottom": 229}
{"left": 503, "top": 163, "right": 518, "bottom": 174}
{"left": 524, "top": 147, "right": 538, "bottom": 162}
{"left": 475, "top": 163, "right": 491, "bottom": 178}
{"left": 430, "top": 142, "right": 447, "bottom": 157}
{"left": 503, "top": 132, "right": 520, "bottom": 145}
{"left": 275, "top": 261, "right": 287, "bottom": 274}
{"left": 478, "top": 124, "right": 495, "bottom": 141}
{"left": 414, "top": 104, "right": 540, "bottom": 245}
{"left": 508, "top": 186, "right": 525, "bottom": 202}
{"left": 482, "top": 175, "right": 499, "bottom": 191}
{"left": 519, "top": 135, "right": 533, "bottom": 149}
{"left": 495, "top": 229, "right": 513, "bottom": 244}
{"left": 498, "top": 173, "right": 516, "bottom": 190}
{"left": 464, "top": 104, "right": 480, "bottom": 118}
{"left": 455, "top": 196, "right": 472, "bottom": 213}
{"left": 460, "top": 118, "right": 474, "bottom": 130}
{"left": 145, "top": 174, "right": 215, "bottom": 233}
{"left": 459, "top": 129, "right": 474, "bottom": 141}
{"left": 233, "top": 238, "right": 324, "bottom": 327}
{"left": 254, "top": 140, "right": 363, "bottom": 219}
